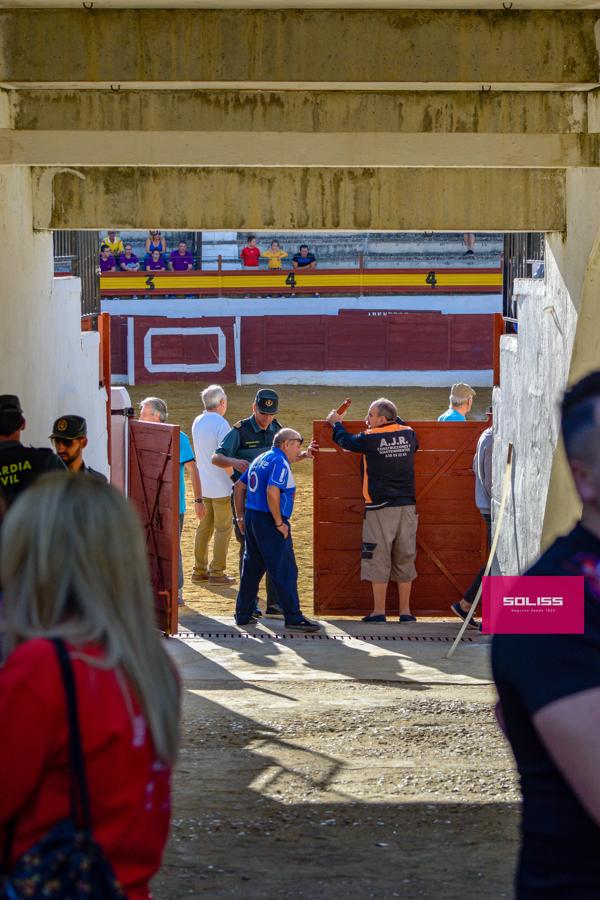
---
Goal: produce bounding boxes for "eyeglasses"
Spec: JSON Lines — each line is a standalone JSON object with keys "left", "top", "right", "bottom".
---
{"left": 51, "top": 437, "right": 75, "bottom": 447}
{"left": 290, "top": 437, "right": 304, "bottom": 445}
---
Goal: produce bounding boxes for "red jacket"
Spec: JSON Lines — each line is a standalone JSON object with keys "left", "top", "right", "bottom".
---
{"left": 0, "top": 639, "right": 172, "bottom": 900}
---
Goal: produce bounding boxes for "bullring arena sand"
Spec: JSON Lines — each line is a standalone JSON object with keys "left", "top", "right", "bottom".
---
{"left": 126, "top": 383, "right": 520, "bottom": 900}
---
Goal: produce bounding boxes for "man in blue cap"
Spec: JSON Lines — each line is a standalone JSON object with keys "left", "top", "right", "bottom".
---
{"left": 233, "top": 427, "right": 320, "bottom": 632}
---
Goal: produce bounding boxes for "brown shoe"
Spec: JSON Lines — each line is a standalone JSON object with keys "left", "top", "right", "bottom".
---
{"left": 208, "top": 573, "right": 236, "bottom": 585}
{"left": 191, "top": 572, "right": 209, "bottom": 584}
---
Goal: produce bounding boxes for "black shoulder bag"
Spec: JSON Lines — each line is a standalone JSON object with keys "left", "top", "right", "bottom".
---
{"left": 1, "top": 638, "right": 128, "bottom": 899}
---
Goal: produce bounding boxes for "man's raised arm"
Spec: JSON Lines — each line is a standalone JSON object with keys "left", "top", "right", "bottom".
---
{"left": 325, "top": 410, "right": 366, "bottom": 453}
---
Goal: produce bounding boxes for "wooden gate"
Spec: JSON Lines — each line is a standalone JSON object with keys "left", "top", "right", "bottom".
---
{"left": 313, "top": 420, "right": 488, "bottom": 616}
{"left": 128, "top": 420, "right": 180, "bottom": 635}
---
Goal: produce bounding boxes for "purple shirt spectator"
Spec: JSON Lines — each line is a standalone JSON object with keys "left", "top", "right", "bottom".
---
{"left": 169, "top": 250, "right": 194, "bottom": 272}
{"left": 146, "top": 258, "right": 166, "bottom": 271}
{"left": 120, "top": 252, "right": 139, "bottom": 271}
{"left": 99, "top": 253, "right": 116, "bottom": 272}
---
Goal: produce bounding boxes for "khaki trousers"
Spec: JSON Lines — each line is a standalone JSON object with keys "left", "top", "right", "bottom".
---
{"left": 194, "top": 496, "right": 233, "bottom": 577}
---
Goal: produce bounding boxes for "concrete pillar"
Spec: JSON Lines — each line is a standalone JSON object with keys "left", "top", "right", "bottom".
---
{"left": 541, "top": 169, "right": 600, "bottom": 549}
{"left": 0, "top": 163, "right": 108, "bottom": 473}
{"left": 493, "top": 168, "right": 600, "bottom": 573}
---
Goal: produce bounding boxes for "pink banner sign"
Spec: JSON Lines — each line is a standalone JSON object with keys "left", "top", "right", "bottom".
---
{"left": 482, "top": 575, "right": 584, "bottom": 634}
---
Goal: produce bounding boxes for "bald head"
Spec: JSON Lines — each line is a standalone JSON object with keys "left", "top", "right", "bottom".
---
{"left": 274, "top": 428, "right": 304, "bottom": 462}
{"left": 274, "top": 428, "right": 301, "bottom": 447}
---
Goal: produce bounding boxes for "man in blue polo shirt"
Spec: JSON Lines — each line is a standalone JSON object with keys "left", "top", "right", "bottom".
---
{"left": 233, "top": 427, "right": 320, "bottom": 632}
{"left": 437, "top": 383, "right": 476, "bottom": 422}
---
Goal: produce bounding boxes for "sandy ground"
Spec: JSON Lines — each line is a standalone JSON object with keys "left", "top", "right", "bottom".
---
{"left": 152, "top": 679, "right": 518, "bottom": 900}
{"left": 126, "top": 383, "right": 518, "bottom": 900}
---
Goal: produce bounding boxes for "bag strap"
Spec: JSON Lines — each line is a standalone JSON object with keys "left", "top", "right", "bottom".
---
{"left": 52, "top": 638, "right": 93, "bottom": 831}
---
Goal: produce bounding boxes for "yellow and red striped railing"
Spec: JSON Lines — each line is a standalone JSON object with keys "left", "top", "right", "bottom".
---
{"left": 100, "top": 266, "right": 502, "bottom": 297}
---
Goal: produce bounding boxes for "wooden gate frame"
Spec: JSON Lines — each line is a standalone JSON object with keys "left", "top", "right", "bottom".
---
{"left": 313, "top": 419, "right": 489, "bottom": 616}
{"left": 128, "top": 420, "right": 180, "bottom": 635}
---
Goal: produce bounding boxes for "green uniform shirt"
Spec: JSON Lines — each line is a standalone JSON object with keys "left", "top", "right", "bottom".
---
{"left": 215, "top": 414, "right": 282, "bottom": 481}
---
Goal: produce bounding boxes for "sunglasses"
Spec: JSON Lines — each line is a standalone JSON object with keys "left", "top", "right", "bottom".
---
{"left": 290, "top": 437, "right": 304, "bottom": 445}
{"left": 52, "top": 436, "right": 76, "bottom": 447}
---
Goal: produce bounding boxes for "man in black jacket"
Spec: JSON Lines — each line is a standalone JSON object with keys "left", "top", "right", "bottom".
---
{"left": 0, "top": 394, "right": 65, "bottom": 507}
{"left": 326, "top": 398, "right": 419, "bottom": 623}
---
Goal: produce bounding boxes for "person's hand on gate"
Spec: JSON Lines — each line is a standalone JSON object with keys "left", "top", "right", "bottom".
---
{"left": 298, "top": 440, "right": 319, "bottom": 461}
{"left": 194, "top": 499, "right": 207, "bottom": 521}
{"left": 326, "top": 409, "right": 342, "bottom": 426}
{"left": 232, "top": 459, "right": 250, "bottom": 474}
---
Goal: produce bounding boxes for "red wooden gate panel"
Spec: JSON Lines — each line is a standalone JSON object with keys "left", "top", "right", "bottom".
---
{"left": 313, "top": 419, "right": 488, "bottom": 616}
{"left": 128, "top": 420, "right": 180, "bottom": 635}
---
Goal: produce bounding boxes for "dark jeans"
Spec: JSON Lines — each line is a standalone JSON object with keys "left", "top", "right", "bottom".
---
{"left": 236, "top": 509, "right": 302, "bottom": 625}
{"left": 464, "top": 513, "right": 492, "bottom": 606}
{"left": 231, "top": 496, "right": 280, "bottom": 607}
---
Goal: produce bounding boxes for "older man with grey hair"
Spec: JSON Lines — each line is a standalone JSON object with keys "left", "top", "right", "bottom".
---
{"left": 191, "top": 384, "right": 235, "bottom": 585}
{"left": 139, "top": 396, "right": 205, "bottom": 606}
{"left": 327, "top": 398, "right": 419, "bottom": 623}
{"left": 438, "top": 383, "right": 476, "bottom": 422}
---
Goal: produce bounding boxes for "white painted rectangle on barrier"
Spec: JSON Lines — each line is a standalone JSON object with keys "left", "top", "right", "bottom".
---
{"left": 143, "top": 327, "right": 226, "bottom": 374}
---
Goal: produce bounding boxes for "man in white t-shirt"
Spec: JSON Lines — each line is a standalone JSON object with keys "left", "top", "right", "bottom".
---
{"left": 191, "top": 385, "right": 235, "bottom": 585}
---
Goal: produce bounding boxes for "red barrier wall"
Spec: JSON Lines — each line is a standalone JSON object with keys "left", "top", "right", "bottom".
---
{"left": 110, "top": 312, "right": 493, "bottom": 383}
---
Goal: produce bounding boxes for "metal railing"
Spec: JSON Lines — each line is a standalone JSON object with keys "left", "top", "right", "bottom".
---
{"left": 502, "top": 233, "right": 544, "bottom": 322}
{"left": 53, "top": 231, "right": 101, "bottom": 316}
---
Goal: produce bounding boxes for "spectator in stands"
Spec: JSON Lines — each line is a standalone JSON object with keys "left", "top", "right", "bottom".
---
{"left": 292, "top": 245, "right": 317, "bottom": 270}
{"left": 0, "top": 476, "right": 180, "bottom": 898}
{"left": 438, "top": 383, "right": 476, "bottom": 422}
{"left": 119, "top": 243, "right": 140, "bottom": 271}
{"left": 463, "top": 233, "right": 476, "bottom": 256}
{"left": 169, "top": 241, "right": 194, "bottom": 272}
{"left": 101, "top": 230, "right": 124, "bottom": 259}
{"left": 262, "top": 240, "right": 288, "bottom": 270}
{"left": 240, "top": 235, "right": 260, "bottom": 268}
{"left": 145, "top": 230, "right": 167, "bottom": 256}
{"left": 146, "top": 249, "right": 166, "bottom": 272}
{"left": 138, "top": 397, "right": 205, "bottom": 606}
{"left": 98, "top": 244, "right": 116, "bottom": 273}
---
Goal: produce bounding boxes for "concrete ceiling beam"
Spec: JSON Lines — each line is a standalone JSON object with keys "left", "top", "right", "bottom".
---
{"left": 0, "top": 10, "right": 598, "bottom": 89}
{"left": 1, "top": 2, "right": 598, "bottom": 11}
{"left": 8, "top": 89, "right": 590, "bottom": 135}
{"left": 3, "top": 130, "right": 598, "bottom": 168}
{"left": 33, "top": 165, "right": 565, "bottom": 231}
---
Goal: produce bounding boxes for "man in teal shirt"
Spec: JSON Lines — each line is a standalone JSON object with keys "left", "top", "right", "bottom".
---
{"left": 438, "top": 383, "right": 476, "bottom": 422}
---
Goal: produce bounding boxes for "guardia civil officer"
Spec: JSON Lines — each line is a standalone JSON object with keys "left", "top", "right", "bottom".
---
{"left": 0, "top": 394, "right": 65, "bottom": 507}
{"left": 49, "top": 415, "right": 107, "bottom": 481}
{"left": 212, "top": 389, "right": 284, "bottom": 616}
{"left": 234, "top": 428, "right": 320, "bottom": 633}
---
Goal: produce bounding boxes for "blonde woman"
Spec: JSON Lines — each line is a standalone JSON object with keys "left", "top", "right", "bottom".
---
{"left": 0, "top": 475, "right": 180, "bottom": 900}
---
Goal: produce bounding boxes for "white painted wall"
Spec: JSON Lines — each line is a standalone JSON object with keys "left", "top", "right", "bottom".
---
{"left": 102, "top": 293, "right": 501, "bottom": 319}
{"left": 492, "top": 257, "right": 578, "bottom": 576}
{"left": 0, "top": 167, "right": 108, "bottom": 476}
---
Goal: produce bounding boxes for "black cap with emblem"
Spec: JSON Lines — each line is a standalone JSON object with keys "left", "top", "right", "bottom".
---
{"left": 49, "top": 415, "right": 87, "bottom": 440}
{"left": 255, "top": 389, "right": 279, "bottom": 414}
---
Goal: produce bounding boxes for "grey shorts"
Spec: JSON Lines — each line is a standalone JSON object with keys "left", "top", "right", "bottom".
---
{"left": 361, "top": 505, "right": 418, "bottom": 583}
